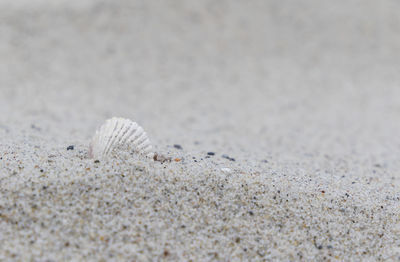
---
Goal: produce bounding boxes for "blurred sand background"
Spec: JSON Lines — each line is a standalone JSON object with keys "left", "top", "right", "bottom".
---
{"left": 0, "top": 0, "right": 400, "bottom": 260}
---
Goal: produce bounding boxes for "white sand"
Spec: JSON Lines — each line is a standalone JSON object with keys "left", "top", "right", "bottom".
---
{"left": 1, "top": 0, "right": 400, "bottom": 260}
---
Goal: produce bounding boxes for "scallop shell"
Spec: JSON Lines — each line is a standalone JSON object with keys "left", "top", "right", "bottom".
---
{"left": 89, "top": 117, "right": 153, "bottom": 159}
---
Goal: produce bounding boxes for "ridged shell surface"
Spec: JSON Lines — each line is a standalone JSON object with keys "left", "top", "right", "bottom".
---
{"left": 89, "top": 117, "right": 153, "bottom": 159}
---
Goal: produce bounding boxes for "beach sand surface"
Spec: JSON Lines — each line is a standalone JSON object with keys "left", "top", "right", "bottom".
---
{"left": 0, "top": 0, "right": 400, "bottom": 260}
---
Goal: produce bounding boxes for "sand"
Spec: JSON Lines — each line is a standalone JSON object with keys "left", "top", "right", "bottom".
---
{"left": 1, "top": 0, "right": 400, "bottom": 260}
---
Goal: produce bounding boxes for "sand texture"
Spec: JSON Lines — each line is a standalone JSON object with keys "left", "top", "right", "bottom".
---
{"left": 1, "top": 0, "right": 400, "bottom": 261}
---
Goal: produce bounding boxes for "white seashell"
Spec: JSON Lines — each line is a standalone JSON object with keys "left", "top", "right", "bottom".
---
{"left": 89, "top": 117, "right": 153, "bottom": 159}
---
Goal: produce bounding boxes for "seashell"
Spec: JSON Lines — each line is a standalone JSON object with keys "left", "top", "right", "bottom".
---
{"left": 89, "top": 117, "right": 153, "bottom": 159}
